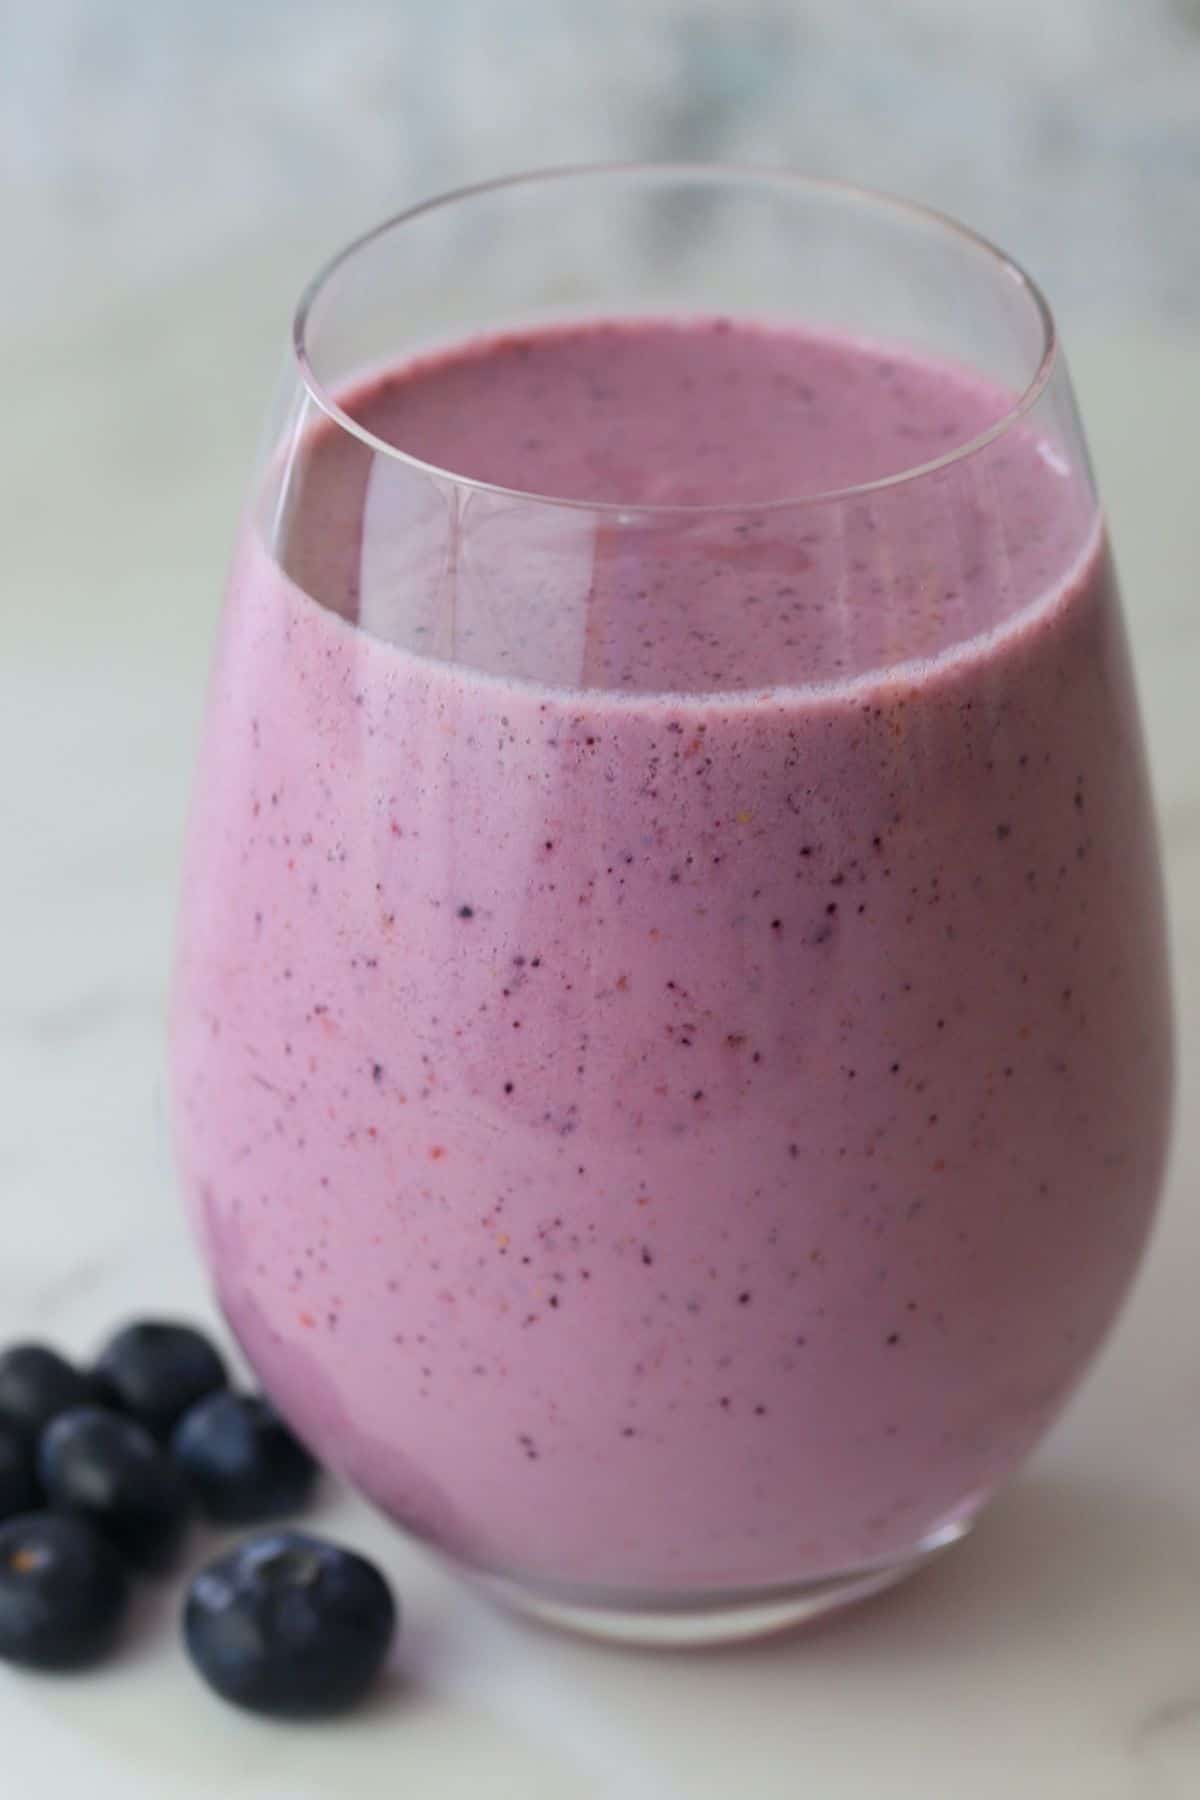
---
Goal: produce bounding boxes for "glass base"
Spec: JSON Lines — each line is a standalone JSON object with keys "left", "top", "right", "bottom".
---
{"left": 473, "top": 1516, "right": 972, "bottom": 1648}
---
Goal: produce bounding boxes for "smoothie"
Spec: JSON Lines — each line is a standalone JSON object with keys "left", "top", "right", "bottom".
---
{"left": 172, "top": 318, "right": 1171, "bottom": 1595}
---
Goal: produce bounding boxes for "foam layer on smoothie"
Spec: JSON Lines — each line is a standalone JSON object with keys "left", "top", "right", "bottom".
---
{"left": 281, "top": 317, "right": 1092, "bottom": 695}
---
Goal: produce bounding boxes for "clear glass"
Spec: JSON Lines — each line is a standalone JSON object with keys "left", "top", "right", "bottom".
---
{"left": 171, "top": 167, "right": 1173, "bottom": 1645}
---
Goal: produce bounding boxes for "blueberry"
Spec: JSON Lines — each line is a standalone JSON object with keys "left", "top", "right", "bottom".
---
{"left": 93, "top": 1320, "right": 228, "bottom": 1440}
{"left": 39, "top": 1408, "right": 191, "bottom": 1574}
{"left": 172, "top": 1393, "right": 319, "bottom": 1525}
{"left": 0, "top": 1426, "right": 40, "bottom": 1522}
{"left": 0, "top": 1345, "right": 97, "bottom": 1443}
{"left": 0, "top": 1513, "right": 130, "bottom": 1669}
{"left": 184, "top": 1532, "right": 396, "bottom": 1717}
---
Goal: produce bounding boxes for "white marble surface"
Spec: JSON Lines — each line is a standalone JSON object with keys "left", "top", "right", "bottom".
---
{"left": 2, "top": 261, "right": 1200, "bottom": 1796}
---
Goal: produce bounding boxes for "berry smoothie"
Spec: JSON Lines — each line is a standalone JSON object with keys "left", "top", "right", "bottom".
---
{"left": 172, "top": 318, "right": 1171, "bottom": 1595}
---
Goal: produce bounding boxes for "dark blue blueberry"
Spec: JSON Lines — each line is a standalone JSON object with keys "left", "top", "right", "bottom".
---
{"left": 184, "top": 1532, "right": 396, "bottom": 1717}
{"left": 93, "top": 1320, "right": 229, "bottom": 1440}
{"left": 0, "top": 1512, "right": 130, "bottom": 1669}
{"left": 172, "top": 1393, "right": 319, "bottom": 1525}
{"left": 0, "top": 1345, "right": 97, "bottom": 1443}
{"left": 0, "top": 1426, "right": 40, "bottom": 1523}
{"left": 39, "top": 1408, "right": 191, "bottom": 1574}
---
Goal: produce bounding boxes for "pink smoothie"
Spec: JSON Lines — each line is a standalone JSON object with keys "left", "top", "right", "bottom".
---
{"left": 172, "top": 318, "right": 1171, "bottom": 1594}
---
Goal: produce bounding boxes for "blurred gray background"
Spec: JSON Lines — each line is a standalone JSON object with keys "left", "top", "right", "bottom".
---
{"left": 5, "top": 0, "right": 1200, "bottom": 340}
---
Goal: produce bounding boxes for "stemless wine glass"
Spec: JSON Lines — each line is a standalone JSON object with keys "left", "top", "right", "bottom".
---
{"left": 171, "top": 167, "right": 1172, "bottom": 1646}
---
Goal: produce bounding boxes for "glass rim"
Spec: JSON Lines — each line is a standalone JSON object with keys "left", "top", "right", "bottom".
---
{"left": 292, "top": 161, "right": 1060, "bottom": 517}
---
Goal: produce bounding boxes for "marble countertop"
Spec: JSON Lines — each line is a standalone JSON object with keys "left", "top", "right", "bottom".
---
{"left": 2, "top": 270, "right": 1199, "bottom": 1796}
